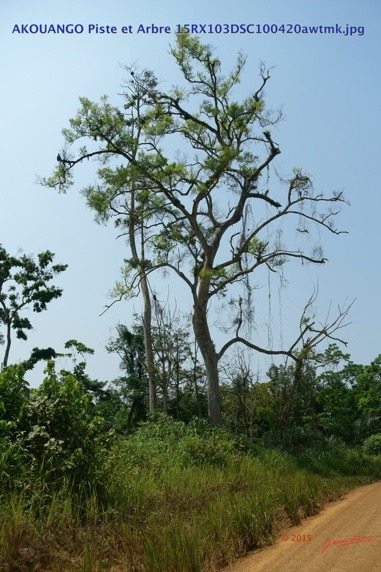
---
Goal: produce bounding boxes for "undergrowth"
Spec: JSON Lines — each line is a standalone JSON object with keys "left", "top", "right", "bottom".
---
{"left": 1, "top": 417, "right": 380, "bottom": 571}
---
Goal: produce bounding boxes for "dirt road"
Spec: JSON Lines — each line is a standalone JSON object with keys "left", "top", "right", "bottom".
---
{"left": 225, "top": 482, "right": 381, "bottom": 572}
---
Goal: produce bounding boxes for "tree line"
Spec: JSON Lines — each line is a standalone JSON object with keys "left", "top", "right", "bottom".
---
{"left": 1, "top": 240, "right": 380, "bottom": 482}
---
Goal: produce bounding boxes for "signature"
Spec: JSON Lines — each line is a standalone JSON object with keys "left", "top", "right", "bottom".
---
{"left": 321, "top": 536, "right": 376, "bottom": 554}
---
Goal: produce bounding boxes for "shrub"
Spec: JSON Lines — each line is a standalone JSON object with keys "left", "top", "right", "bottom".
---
{"left": 179, "top": 434, "right": 235, "bottom": 467}
{"left": 260, "top": 426, "right": 326, "bottom": 451}
{"left": 362, "top": 433, "right": 381, "bottom": 455}
{"left": 0, "top": 365, "right": 29, "bottom": 426}
{"left": 0, "top": 362, "right": 114, "bottom": 498}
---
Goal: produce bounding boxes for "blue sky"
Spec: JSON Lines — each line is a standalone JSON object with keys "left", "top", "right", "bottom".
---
{"left": 0, "top": 0, "right": 379, "bottom": 386}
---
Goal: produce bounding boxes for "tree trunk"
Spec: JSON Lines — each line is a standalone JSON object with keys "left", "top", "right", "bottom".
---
{"left": 2, "top": 320, "right": 12, "bottom": 369}
{"left": 192, "top": 339, "right": 203, "bottom": 418}
{"left": 192, "top": 292, "right": 222, "bottom": 425}
{"left": 141, "top": 273, "right": 157, "bottom": 412}
{"left": 175, "top": 342, "right": 181, "bottom": 419}
{"left": 128, "top": 186, "right": 157, "bottom": 413}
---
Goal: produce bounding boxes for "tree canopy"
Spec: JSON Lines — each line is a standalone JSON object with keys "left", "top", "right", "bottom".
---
{"left": 43, "top": 34, "right": 349, "bottom": 424}
{"left": 0, "top": 245, "right": 67, "bottom": 369}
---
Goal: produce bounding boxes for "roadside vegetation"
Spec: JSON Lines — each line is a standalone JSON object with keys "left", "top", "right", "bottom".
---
{"left": 1, "top": 354, "right": 380, "bottom": 571}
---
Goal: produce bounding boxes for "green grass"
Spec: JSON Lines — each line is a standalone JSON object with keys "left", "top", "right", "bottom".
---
{"left": 1, "top": 422, "right": 380, "bottom": 571}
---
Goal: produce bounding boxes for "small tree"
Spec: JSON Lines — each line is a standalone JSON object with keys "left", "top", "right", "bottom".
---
{"left": 150, "top": 300, "right": 196, "bottom": 415}
{"left": 221, "top": 350, "right": 258, "bottom": 438}
{"left": 44, "top": 35, "right": 349, "bottom": 425}
{"left": 106, "top": 323, "right": 148, "bottom": 428}
{"left": 0, "top": 245, "right": 67, "bottom": 368}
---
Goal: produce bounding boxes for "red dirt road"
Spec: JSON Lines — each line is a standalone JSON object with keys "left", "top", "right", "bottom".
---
{"left": 225, "top": 482, "right": 381, "bottom": 572}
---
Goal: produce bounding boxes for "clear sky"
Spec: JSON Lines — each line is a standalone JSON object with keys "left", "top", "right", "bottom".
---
{"left": 0, "top": 0, "right": 379, "bottom": 386}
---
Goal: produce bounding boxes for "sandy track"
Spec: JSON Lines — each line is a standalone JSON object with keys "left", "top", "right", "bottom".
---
{"left": 225, "top": 482, "right": 381, "bottom": 572}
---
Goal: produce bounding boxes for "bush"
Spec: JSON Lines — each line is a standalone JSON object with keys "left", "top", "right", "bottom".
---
{"left": 0, "top": 365, "right": 29, "bottom": 426}
{"left": 260, "top": 426, "right": 326, "bottom": 451}
{"left": 18, "top": 363, "right": 112, "bottom": 486}
{"left": 294, "top": 439, "right": 381, "bottom": 478}
{"left": 0, "top": 362, "right": 114, "bottom": 498}
{"left": 362, "top": 433, "right": 381, "bottom": 455}
{"left": 104, "top": 415, "right": 240, "bottom": 478}
{"left": 179, "top": 434, "right": 235, "bottom": 467}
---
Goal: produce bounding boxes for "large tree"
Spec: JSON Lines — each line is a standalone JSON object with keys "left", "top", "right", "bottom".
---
{"left": 0, "top": 245, "right": 67, "bottom": 369}
{"left": 44, "top": 34, "right": 349, "bottom": 424}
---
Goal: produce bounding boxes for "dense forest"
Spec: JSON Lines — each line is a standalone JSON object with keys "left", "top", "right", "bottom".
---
{"left": 1, "top": 35, "right": 380, "bottom": 571}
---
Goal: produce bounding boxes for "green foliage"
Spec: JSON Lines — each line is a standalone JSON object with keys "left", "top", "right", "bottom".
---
{"left": 64, "top": 338, "right": 95, "bottom": 358}
{"left": 179, "top": 433, "right": 235, "bottom": 467}
{"left": 0, "top": 244, "right": 67, "bottom": 367}
{"left": 19, "top": 362, "right": 112, "bottom": 487}
{"left": 222, "top": 346, "right": 381, "bottom": 453}
{"left": 247, "top": 236, "right": 267, "bottom": 258}
{"left": 21, "top": 346, "right": 57, "bottom": 371}
{"left": 261, "top": 426, "right": 326, "bottom": 451}
{"left": 0, "top": 361, "right": 113, "bottom": 498}
{"left": 0, "top": 365, "right": 28, "bottom": 426}
{"left": 106, "top": 323, "right": 148, "bottom": 429}
{"left": 1, "top": 408, "right": 381, "bottom": 570}
{"left": 105, "top": 415, "right": 239, "bottom": 480}
{"left": 106, "top": 316, "right": 208, "bottom": 427}
{"left": 295, "top": 440, "right": 381, "bottom": 479}
{"left": 316, "top": 374, "right": 359, "bottom": 442}
{"left": 354, "top": 355, "right": 381, "bottom": 438}
{"left": 362, "top": 433, "right": 381, "bottom": 455}
{"left": 314, "top": 352, "right": 381, "bottom": 443}
{"left": 263, "top": 362, "right": 319, "bottom": 431}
